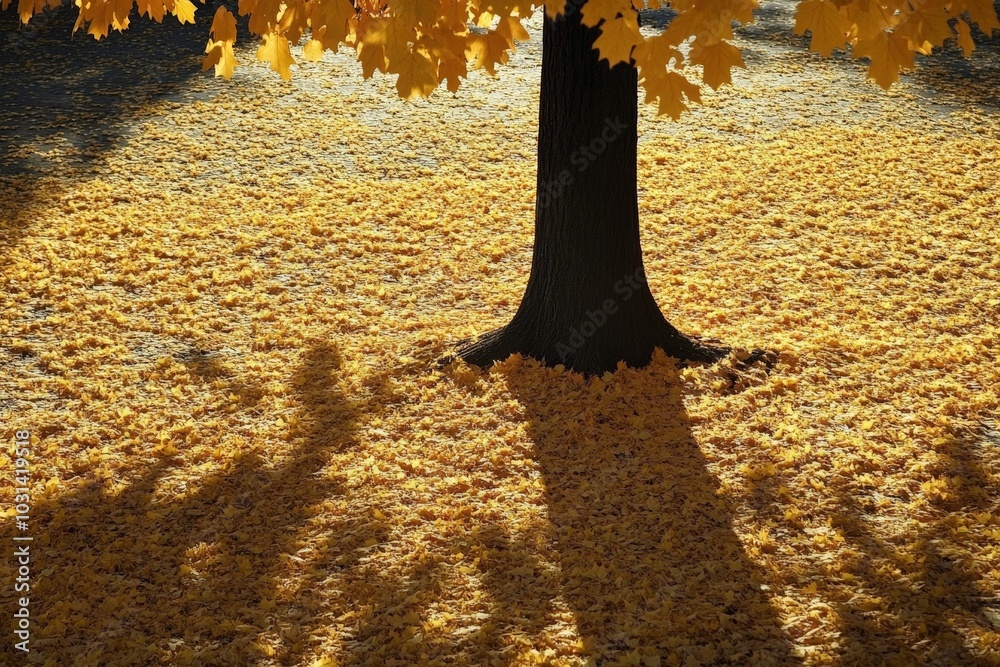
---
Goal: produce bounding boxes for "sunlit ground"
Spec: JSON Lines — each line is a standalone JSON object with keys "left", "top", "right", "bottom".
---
{"left": 1, "top": 3, "right": 999, "bottom": 665}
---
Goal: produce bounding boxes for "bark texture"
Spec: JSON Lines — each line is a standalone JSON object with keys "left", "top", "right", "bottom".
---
{"left": 459, "top": 3, "right": 726, "bottom": 375}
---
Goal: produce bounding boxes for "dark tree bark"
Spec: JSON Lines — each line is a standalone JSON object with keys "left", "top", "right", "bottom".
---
{"left": 459, "top": 2, "right": 727, "bottom": 375}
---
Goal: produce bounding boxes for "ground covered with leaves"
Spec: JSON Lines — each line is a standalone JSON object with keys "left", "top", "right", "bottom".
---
{"left": 2, "top": 3, "right": 1000, "bottom": 666}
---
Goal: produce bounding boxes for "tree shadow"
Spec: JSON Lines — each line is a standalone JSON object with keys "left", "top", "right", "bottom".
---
{"left": 176, "top": 346, "right": 265, "bottom": 409}
{"left": 0, "top": 1, "right": 225, "bottom": 176}
{"left": 828, "top": 497, "right": 994, "bottom": 665}
{"left": 316, "top": 519, "right": 561, "bottom": 665}
{"left": 746, "top": 413, "right": 999, "bottom": 665}
{"left": 276, "top": 358, "right": 565, "bottom": 665}
{"left": 826, "top": 419, "right": 999, "bottom": 666}
{"left": 0, "top": 340, "right": 382, "bottom": 664}
{"left": 501, "top": 355, "right": 804, "bottom": 665}
{"left": 3, "top": 330, "right": 576, "bottom": 665}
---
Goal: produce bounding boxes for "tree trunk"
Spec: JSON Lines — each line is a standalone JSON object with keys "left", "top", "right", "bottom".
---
{"left": 459, "top": 2, "right": 727, "bottom": 375}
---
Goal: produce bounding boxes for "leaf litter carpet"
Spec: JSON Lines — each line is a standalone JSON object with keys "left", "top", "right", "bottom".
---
{"left": 1, "top": 4, "right": 1000, "bottom": 666}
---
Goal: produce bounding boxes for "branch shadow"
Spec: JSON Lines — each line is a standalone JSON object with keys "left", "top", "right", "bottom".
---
{"left": 825, "top": 419, "right": 999, "bottom": 666}
{"left": 7, "top": 332, "right": 572, "bottom": 665}
{"left": 501, "top": 355, "right": 804, "bottom": 666}
{"left": 746, "top": 414, "right": 999, "bottom": 665}
{"left": 318, "top": 519, "right": 561, "bottom": 665}
{"left": 0, "top": 340, "right": 377, "bottom": 664}
{"left": 276, "top": 359, "right": 565, "bottom": 665}
{"left": 176, "top": 346, "right": 265, "bottom": 410}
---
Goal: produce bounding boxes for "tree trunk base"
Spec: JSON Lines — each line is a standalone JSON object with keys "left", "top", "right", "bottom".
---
{"left": 456, "top": 321, "right": 730, "bottom": 376}
{"left": 448, "top": 8, "right": 738, "bottom": 378}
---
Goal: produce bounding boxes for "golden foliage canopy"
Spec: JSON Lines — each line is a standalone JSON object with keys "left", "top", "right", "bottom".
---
{"left": 1, "top": 26, "right": 999, "bottom": 661}
{"left": 7, "top": 0, "right": 999, "bottom": 116}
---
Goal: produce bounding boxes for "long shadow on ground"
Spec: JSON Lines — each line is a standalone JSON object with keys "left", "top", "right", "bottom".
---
{"left": 826, "top": 420, "right": 999, "bottom": 666}
{"left": 285, "top": 357, "right": 803, "bottom": 665}
{"left": 0, "top": 2, "right": 224, "bottom": 177}
{"left": 503, "top": 358, "right": 804, "bottom": 666}
{"left": 0, "top": 341, "right": 381, "bottom": 664}
{"left": 745, "top": 407, "right": 1000, "bottom": 665}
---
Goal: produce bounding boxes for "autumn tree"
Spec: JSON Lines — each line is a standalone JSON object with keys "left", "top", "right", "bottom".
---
{"left": 9, "top": 0, "right": 998, "bottom": 374}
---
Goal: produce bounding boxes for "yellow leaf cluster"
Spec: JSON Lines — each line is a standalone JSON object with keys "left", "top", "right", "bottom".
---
{"left": 793, "top": 0, "right": 1000, "bottom": 88}
{"left": 6, "top": 0, "right": 998, "bottom": 115}
{"left": 203, "top": 6, "right": 239, "bottom": 79}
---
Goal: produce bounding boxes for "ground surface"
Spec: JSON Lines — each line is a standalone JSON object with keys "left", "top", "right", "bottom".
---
{"left": 1, "top": 3, "right": 1000, "bottom": 666}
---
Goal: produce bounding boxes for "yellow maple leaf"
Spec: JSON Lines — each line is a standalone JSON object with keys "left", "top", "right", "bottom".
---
{"left": 846, "top": 0, "right": 894, "bottom": 40}
{"left": 593, "top": 13, "right": 641, "bottom": 66}
{"left": 203, "top": 6, "right": 238, "bottom": 79}
{"left": 17, "top": 0, "right": 45, "bottom": 23}
{"left": 78, "top": 0, "right": 134, "bottom": 39}
{"left": 437, "top": 56, "right": 468, "bottom": 92}
{"left": 961, "top": 0, "right": 1000, "bottom": 34}
{"left": 390, "top": 49, "right": 439, "bottom": 99}
{"left": 467, "top": 18, "right": 526, "bottom": 75}
{"left": 302, "top": 40, "right": 324, "bottom": 62}
{"left": 421, "top": 28, "right": 469, "bottom": 91}
{"left": 362, "top": 14, "right": 413, "bottom": 65}
{"left": 244, "top": 0, "right": 284, "bottom": 35}
{"left": 421, "top": 26, "right": 468, "bottom": 62}
{"left": 954, "top": 17, "right": 975, "bottom": 57}
{"left": 496, "top": 13, "right": 529, "bottom": 43}
{"left": 642, "top": 69, "right": 702, "bottom": 119}
{"left": 436, "top": 0, "right": 469, "bottom": 30}
{"left": 689, "top": 38, "right": 744, "bottom": 90}
{"left": 277, "top": 0, "right": 310, "bottom": 44}
{"left": 853, "top": 31, "right": 914, "bottom": 88}
{"left": 304, "top": 0, "right": 356, "bottom": 57}
{"left": 256, "top": 32, "right": 296, "bottom": 80}
{"left": 171, "top": 0, "right": 196, "bottom": 25}
{"left": 897, "top": 0, "right": 954, "bottom": 54}
{"left": 793, "top": 0, "right": 851, "bottom": 56}
{"left": 135, "top": 0, "right": 162, "bottom": 21}
{"left": 580, "top": 0, "right": 630, "bottom": 29}
{"left": 388, "top": 0, "right": 440, "bottom": 27}
{"left": 732, "top": 0, "right": 759, "bottom": 25}
{"left": 633, "top": 33, "right": 683, "bottom": 72}
{"left": 357, "top": 41, "right": 389, "bottom": 77}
